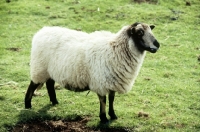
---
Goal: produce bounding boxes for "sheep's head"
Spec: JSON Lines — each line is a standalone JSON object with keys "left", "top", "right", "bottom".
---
{"left": 128, "top": 22, "right": 160, "bottom": 53}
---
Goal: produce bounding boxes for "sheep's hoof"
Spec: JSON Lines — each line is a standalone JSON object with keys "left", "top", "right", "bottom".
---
{"left": 109, "top": 111, "right": 118, "bottom": 120}
{"left": 25, "top": 103, "right": 32, "bottom": 109}
{"left": 52, "top": 100, "right": 59, "bottom": 105}
{"left": 100, "top": 113, "right": 109, "bottom": 124}
{"left": 25, "top": 106, "right": 32, "bottom": 109}
{"left": 110, "top": 115, "right": 118, "bottom": 120}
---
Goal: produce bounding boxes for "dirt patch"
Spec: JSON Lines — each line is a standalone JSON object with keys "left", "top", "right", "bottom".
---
{"left": 132, "top": 0, "right": 158, "bottom": 4}
{"left": 11, "top": 117, "right": 133, "bottom": 132}
{"left": 138, "top": 111, "right": 149, "bottom": 118}
{"left": 6, "top": 47, "right": 21, "bottom": 52}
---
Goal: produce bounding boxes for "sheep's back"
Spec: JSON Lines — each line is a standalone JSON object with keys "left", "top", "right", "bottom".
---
{"left": 30, "top": 27, "right": 90, "bottom": 85}
{"left": 30, "top": 26, "right": 144, "bottom": 96}
{"left": 30, "top": 27, "right": 114, "bottom": 91}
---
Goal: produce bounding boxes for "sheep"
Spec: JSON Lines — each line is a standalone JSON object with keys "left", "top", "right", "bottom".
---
{"left": 25, "top": 22, "right": 160, "bottom": 123}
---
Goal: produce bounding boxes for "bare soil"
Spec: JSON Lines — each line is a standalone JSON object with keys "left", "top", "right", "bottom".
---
{"left": 133, "top": 0, "right": 158, "bottom": 4}
{"left": 11, "top": 117, "right": 133, "bottom": 132}
{"left": 6, "top": 47, "right": 21, "bottom": 52}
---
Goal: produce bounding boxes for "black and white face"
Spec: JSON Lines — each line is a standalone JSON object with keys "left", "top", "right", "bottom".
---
{"left": 128, "top": 22, "right": 160, "bottom": 53}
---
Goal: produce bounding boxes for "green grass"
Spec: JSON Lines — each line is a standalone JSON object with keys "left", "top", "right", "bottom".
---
{"left": 0, "top": 0, "right": 200, "bottom": 131}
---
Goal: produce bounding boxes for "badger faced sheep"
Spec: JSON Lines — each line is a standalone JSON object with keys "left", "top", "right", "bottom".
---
{"left": 25, "top": 22, "right": 160, "bottom": 123}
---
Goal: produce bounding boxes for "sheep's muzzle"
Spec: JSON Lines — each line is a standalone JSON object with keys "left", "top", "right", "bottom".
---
{"left": 149, "top": 40, "right": 160, "bottom": 53}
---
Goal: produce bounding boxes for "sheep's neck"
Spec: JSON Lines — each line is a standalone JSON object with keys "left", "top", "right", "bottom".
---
{"left": 109, "top": 35, "right": 146, "bottom": 76}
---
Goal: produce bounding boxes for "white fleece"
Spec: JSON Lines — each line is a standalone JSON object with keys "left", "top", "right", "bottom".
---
{"left": 30, "top": 26, "right": 146, "bottom": 96}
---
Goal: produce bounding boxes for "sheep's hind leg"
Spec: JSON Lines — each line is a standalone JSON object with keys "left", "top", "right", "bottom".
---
{"left": 25, "top": 81, "right": 41, "bottom": 108}
{"left": 98, "top": 94, "right": 109, "bottom": 123}
{"left": 46, "top": 78, "right": 58, "bottom": 105}
{"left": 108, "top": 91, "right": 118, "bottom": 120}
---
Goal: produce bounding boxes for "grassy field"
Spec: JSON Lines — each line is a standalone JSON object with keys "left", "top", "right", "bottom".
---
{"left": 0, "top": 0, "right": 200, "bottom": 131}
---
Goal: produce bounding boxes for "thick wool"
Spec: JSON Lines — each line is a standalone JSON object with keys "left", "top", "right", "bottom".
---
{"left": 31, "top": 26, "right": 146, "bottom": 96}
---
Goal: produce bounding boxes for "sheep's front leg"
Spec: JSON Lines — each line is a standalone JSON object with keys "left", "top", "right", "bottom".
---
{"left": 46, "top": 78, "right": 58, "bottom": 105}
{"left": 108, "top": 91, "right": 118, "bottom": 120}
{"left": 98, "top": 94, "right": 109, "bottom": 123}
{"left": 25, "top": 81, "right": 41, "bottom": 108}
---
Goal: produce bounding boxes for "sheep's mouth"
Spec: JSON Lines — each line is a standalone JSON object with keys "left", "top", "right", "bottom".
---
{"left": 149, "top": 40, "right": 160, "bottom": 53}
{"left": 139, "top": 40, "right": 159, "bottom": 53}
{"left": 146, "top": 46, "right": 159, "bottom": 53}
{"left": 149, "top": 48, "right": 158, "bottom": 53}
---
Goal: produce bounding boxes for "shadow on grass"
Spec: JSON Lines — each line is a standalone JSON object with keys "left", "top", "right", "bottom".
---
{"left": 93, "top": 120, "right": 134, "bottom": 132}
{"left": 6, "top": 104, "right": 134, "bottom": 132}
{"left": 4, "top": 104, "right": 53, "bottom": 131}
{"left": 17, "top": 104, "right": 53, "bottom": 124}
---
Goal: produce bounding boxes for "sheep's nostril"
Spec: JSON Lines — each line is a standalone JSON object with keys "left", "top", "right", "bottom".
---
{"left": 153, "top": 40, "right": 160, "bottom": 48}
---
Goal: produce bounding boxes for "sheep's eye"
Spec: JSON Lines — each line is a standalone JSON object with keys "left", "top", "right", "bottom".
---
{"left": 137, "top": 30, "right": 144, "bottom": 37}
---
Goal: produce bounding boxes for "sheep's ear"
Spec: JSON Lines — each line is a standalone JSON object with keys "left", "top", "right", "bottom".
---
{"left": 128, "top": 27, "right": 135, "bottom": 35}
{"left": 150, "top": 25, "right": 155, "bottom": 30}
{"left": 131, "top": 27, "right": 134, "bottom": 34}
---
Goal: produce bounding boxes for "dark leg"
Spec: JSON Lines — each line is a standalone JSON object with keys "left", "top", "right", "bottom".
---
{"left": 108, "top": 91, "right": 118, "bottom": 120}
{"left": 46, "top": 78, "right": 58, "bottom": 105}
{"left": 25, "top": 81, "right": 41, "bottom": 108}
{"left": 97, "top": 94, "right": 109, "bottom": 123}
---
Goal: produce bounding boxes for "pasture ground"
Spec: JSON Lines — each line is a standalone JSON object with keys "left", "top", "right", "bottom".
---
{"left": 0, "top": 0, "right": 200, "bottom": 131}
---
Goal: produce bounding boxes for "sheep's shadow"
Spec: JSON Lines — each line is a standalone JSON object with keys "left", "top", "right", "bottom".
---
{"left": 12, "top": 104, "right": 133, "bottom": 132}
{"left": 3, "top": 104, "right": 53, "bottom": 131}
{"left": 8, "top": 105, "right": 134, "bottom": 132}
{"left": 95, "top": 120, "right": 114, "bottom": 129}
{"left": 94, "top": 120, "right": 132, "bottom": 132}
{"left": 17, "top": 104, "right": 53, "bottom": 124}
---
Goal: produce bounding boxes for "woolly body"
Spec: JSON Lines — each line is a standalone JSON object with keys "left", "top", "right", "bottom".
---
{"left": 31, "top": 26, "right": 146, "bottom": 96}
